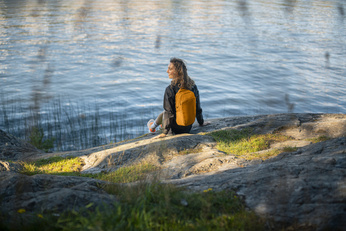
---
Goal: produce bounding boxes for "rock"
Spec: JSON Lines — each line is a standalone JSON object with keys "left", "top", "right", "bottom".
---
{"left": 194, "top": 113, "right": 346, "bottom": 139}
{"left": 0, "top": 160, "right": 22, "bottom": 172}
{"left": 277, "top": 114, "right": 346, "bottom": 139}
{"left": 0, "top": 129, "right": 41, "bottom": 161}
{"left": 161, "top": 146, "right": 235, "bottom": 179}
{"left": 32, "top": 114, "right": 346, "bottom": 176}
{"left": 78, "top": 133, "right": 216, "bottom": 174}
{"left": 1, "top": 113, "right": 345, "bottom": 230}
{"left": 167, "top": 137, "right": 346, "bottom": 230}
{"left": 0, "top": 172, "right": 116, "bottom": 225}
{"left": 73, "top": 113, "right": 346, "bottom": 229}
{"left": 270, "top": 140, "right": 312, "bottom": 149}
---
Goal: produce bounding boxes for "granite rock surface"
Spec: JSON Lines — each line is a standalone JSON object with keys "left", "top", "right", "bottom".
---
{"left": 1, "top": 113, "right": 345, "bottom": 230}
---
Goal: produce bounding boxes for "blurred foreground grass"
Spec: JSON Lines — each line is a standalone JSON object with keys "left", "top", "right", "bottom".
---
{"left": 1, "top": 183, "right": 265, "bottom": 231}
{"left": 4, "top": 155, "right": 266, "bottom": 231}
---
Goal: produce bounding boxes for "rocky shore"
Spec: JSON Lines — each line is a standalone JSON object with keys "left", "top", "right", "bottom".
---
{"left": 1, "top": 113, "right": 345, "bottom": 230}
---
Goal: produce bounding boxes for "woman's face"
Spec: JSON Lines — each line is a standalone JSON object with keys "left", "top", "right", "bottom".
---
{"left": 167, "top": 63, "right": 178, "bottom": 79}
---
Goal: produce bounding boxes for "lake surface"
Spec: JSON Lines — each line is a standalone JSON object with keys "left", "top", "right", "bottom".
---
{"left": 1, "top": 0, "right": 345, "bottom": 150}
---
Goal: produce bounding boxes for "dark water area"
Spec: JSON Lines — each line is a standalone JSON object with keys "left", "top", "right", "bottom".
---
{"left": 0, "top": 0, "right": 345, "bottom": 151}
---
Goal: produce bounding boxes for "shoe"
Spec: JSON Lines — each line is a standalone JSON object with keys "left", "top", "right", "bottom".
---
{"left": 147, "top": 119, "right": 156, "bottom": 133}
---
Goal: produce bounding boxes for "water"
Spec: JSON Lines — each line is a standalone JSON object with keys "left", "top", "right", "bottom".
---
{"left": 1, "top": 0, "right": 345, "bottom": 150}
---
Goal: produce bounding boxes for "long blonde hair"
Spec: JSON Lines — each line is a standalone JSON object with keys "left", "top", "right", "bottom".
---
{"left": 170, "top": 58, "right": 195, "bottom": 89}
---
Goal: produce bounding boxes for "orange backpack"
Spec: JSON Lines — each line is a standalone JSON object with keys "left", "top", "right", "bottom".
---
{"left": 175, "top": 88, "right": 196, "bottom": 126}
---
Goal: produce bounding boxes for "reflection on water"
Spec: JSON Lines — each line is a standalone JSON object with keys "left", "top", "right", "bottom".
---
{"left": 0, "top": 0, "right": 345, "bottom": 150}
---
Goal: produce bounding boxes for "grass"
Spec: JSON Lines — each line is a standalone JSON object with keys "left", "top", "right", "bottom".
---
{"left": 91, "top": 163, "right": 160, "bottom": 183}
{"left": 178, "top": 147, "right": 203, "bottom": 155}
{"left": 98, "top": 183, "right": 265, "bottom": 231}
{"left": 10, "top": 155, "right": 267, "bottom": 231}
{"left": 210, "top": 129, "right": 332, "bottom": 161}
{"left": 28, "top": 126, "right": 55, "bottom": 153}
{"left": 306, "top": 135, "right": 331, "bottom": 143}
{"left": 245, "top": 146, "right": 299, "bottom": 161}
{"left": 0, "top": 97, "right": 150, "bottom": 152}
{"left": 20, "top": 156, "right": 84, "bottom": 176}
{"left": 282, "top": 146, "right": 298, "bottom": 152}
{"left": 19, "top": 156, "right": 160, "bottom": 184}
{"left": 209, "top": 128, "right": 292, "bottom": 160}
{"left": 241, "top": 149, "right": 281, "bottom": 160}
{"left": 3, "top": 183, "right": 266, "bottom": 231}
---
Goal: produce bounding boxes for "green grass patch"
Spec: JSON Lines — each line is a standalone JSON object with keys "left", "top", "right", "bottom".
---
{"left": 282, "top": 146, "right": 298, "bottom": 152}
{"left": 4, "top": 183, "right": 265, "bottom": 231}
{"left": 306, "top": 135, "right": 331, "bottom": 143}
{"left": 243, "top": 149, "right": 281, "bottom": 160}
{"left": 92, "top": 163, "right": 160, "bottom": 184}
{"left": 19, "top": 157, "right": 159, "bottom": 184}
{"left": 20, "top": 156, "right": 84, "bottom": 176}
{"left": 101, "top": 183, "right": 265, "bottom": 231}
{"left": 178, "top": 147, "right": 203, "bottom": 155}
{"left": 248, "top": 146, "right": 298, "bottom": 161}
{"left": 210, "top": 128, "right": 292, "bottom": 160}
{"left": 28, "top": 126, "right": 55, "bottom": 152}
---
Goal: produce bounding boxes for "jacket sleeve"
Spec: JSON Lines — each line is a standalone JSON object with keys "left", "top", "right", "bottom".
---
{"left": 194, "top": 85, "right": 204, "bottom": 125}
{"left": 162, "top": 86, "right": 175, "bottom": 135}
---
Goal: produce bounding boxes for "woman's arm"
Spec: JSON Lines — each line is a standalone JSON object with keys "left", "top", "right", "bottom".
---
{"left": 194, "top": 85, "right": 204, "bottom": 125}
{"left": 162, "top": 86, "right": 175, "bottom": 135}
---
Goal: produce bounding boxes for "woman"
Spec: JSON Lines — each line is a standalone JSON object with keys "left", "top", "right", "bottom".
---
{"left": 149, "top": 58, "right": 206, "bottom": 139}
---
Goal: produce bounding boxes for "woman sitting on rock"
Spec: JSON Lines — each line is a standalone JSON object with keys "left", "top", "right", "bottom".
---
{"left": 148, "top": 57, "right": 207, "bottom": 139}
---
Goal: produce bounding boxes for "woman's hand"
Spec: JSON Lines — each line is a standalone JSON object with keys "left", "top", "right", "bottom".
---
{"left": 152, "top": 133, "right": 167, "bottom": 139}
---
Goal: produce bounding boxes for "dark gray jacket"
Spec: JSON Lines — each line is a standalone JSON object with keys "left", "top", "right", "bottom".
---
{"left": 162, "top": 84, "right": 204, "bottom": 135}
